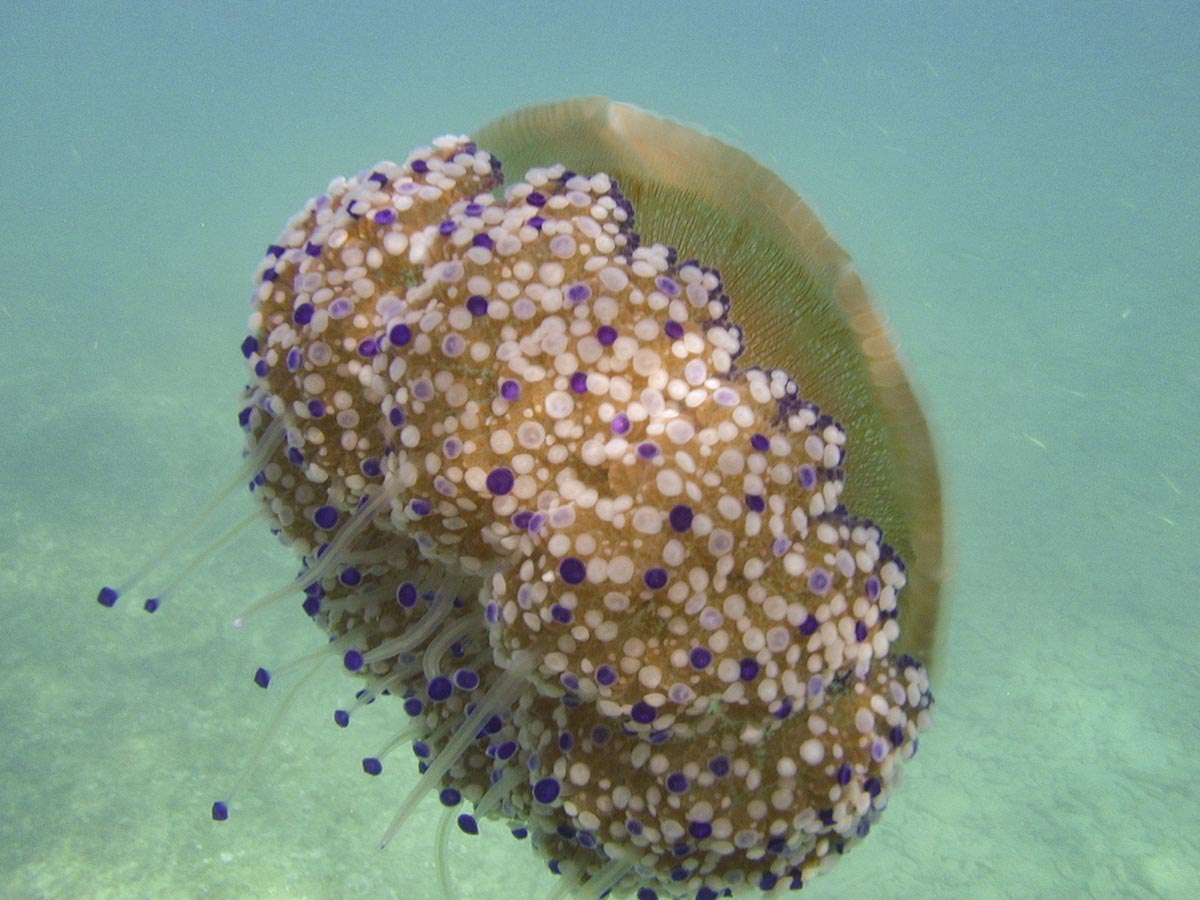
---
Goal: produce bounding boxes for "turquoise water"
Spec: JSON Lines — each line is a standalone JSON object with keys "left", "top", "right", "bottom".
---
{"left": 2, "top": 1, "right": 1196, "bottom": 898}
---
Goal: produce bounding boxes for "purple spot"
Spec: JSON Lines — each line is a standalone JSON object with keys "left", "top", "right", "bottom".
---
{"left": 708, "top": 755, "right": 730, "bottom": 777}
{"left": 313, "top": 505, "right": 338, "bottom": 530}
{"left": 466, "top": 294, "right": 488, "bottom": 316}
{"left": 745, "top": 493, "right": 765, "bottom": 513}
{"left": 550, "top": 604, "right": 573, "bottom": 625}
{"left": 411, "top": 159, "right": 429, "bottom": 174}
{"left": 427, "top": 676, "right": 453, "bottom": 702}
{"left": 343, "top": 650, "right": 364, "bottom": 671}
{"left": 362, "top": 757, "right": 382, "bottom": 776}
{"left": 865, "top": 575, "right": 881, "bottom": 600}
{"left": 611, "top": 413, "right": 631, "bottom": 435}
{"left": 739, "top": 658, "right": 760, "bottom": 681}
{"left": 666, "top": 772, "right": 689, "bottom": 794}
{"left": 472, "top": 232, "right": 494, "bottom": 249}
{"left": 533, "top": 778, "right": 560, "bottom": 804}
{"left": 358, "top": 337, "right": 379, "bottom": 357}
{"left": 373, "top": 207, "right": 397, "bottom": 225}
{"left": 689, "top": 646, "right": 712, "bottom": 669}
{"left": 656, "top": 275, "right": 681, "bottom": 296}
{"left": 643, "top": 567, "right": 668, "bottom": 589}
{"left": 751, "top": 432, "right": 770, "bottom": 452}
{"left": 496, "top": 740, "right": 518, "bottom": 760}
{"left": 668, "top": 504, "right": 694, "bottom": 532}
{"left": 596, "top": 665, "right": 617, "bottom": 686}
{"left": 485, "top": 467, "right": 515, "bottom": 495}
{"left": 570, "top": 371, "right": 588, "bottom": 393}
{"left": 304, "top": 241, "right": 322, "bottom": 258}
{"left": 559, "top": 557, "right": 586, "bottom": 585}
{"left": 798, "top": 464, "right": 818, "bottom": 491}
{"left": 799, "top": 614, "right": 820, "bottom": 636}
{"left": 567, "top": 283, "right": 591, "bottom": 302}
{"left": 500, "top": 379, "right": 521, "bottom": 401}
{"left": 855, "top": 620, "right": 868, "bottom": 642}
{"left": 596, "top": 325, "right": 618, "bottom": 346}
{"left": 389, "top": 323, "right": 412, "bottom": 347}
{"left": 307, "top": 398, "right": 326, "bottom": 417}
{"left": 527, "top": 191, "right": 547, "bottom": 207}
{"left": 631, "top": 702, "right": 657, "bottom": 724}
{"left": 637, "top": 441, "right": 659, "bottom": 459}
{"left": 664, "top": 320, "right": 684, "bottom": 340}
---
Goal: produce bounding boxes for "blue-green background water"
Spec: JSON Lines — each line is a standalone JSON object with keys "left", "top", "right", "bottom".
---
{"left": 2, "top": 1, "right": 1196, "bottom": 898}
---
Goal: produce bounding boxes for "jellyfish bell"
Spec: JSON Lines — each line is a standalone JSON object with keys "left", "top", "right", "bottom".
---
{"left": 478, "top": 98, "right": 948, "bottom": 674}
{"left": 98, "top": 97, "right": 946, "bottom": 900}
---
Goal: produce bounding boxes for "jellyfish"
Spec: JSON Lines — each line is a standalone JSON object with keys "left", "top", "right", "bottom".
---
{"left": 100, "top": 98, "right": 946, "bottom": 899}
